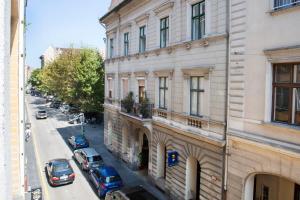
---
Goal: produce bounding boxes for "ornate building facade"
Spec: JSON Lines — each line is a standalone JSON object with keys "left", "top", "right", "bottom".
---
{"left": 100, "top": 0, "right": 228, "bottom": 199}
{"left": 226, "top": 0, "right": 300, "bottom": 200}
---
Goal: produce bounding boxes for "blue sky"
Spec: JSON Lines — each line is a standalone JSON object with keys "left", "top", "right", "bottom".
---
{"left": 26, "top": 0, "right": 111, "bottom": 68}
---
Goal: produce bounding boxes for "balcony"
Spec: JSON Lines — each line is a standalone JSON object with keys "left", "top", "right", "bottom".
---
{"left": 121, "top": 101, "right": 154, "bottom": 120}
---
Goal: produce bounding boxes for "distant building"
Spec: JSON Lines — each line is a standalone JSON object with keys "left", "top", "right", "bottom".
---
{"left": 25, "top": 65, "right": 32, "bottom": 84}
{"left": 0, "top": 0, "right": 26, "bottom": 199}
{"left": 39, "top": 46, "right": 84, "bottom": 68}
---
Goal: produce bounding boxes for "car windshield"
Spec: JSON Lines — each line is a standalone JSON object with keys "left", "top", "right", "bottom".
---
{"left": 105, "top": 175, "right": 121, "bottom": 183}
{"left": 88, "top": 155, "right": 102, "bottom": 162}
{"left": 53, "top": 162, "right": 70, "bottom": 172}
{"left": 39, "top": 111, "right": 46, "bottom": 113}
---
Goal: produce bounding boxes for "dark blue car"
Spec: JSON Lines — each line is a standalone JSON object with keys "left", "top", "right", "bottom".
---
{"left": 89, "top": 166, "right": 123, "bottom": 198}
{"left": 68, "top": 135, "right": 89, "bottom": 149}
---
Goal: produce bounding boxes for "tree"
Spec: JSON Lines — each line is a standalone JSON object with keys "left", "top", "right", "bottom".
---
{"left": 28, "top": 69, "right": 42, "bottom": 88}
{"left": 40, "top": 47, "right": 104, "bottom": 113}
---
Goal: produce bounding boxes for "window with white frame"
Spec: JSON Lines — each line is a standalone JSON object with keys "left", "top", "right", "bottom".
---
{"left": 272, "top": 63, "right": 300, "bottom": 125}
{"left": 160, "top": 17, "right": 169, "bottom": 48}
{"left": 139, "top": 26, "right": 146, "bottom": 53}
{"left": 190, "top": 76, "right": 205, "bottom": 116}
{"left": 192, "top": 1, "right": 205, "bottom": 40}
{"left": 109, "top": 38, "right": 114, "bottom": 58}
{"left": 108, "top": 78, "right": 113, "bottom": 99}
{"left": 159, "top": 77, "right": 168, "bottom": 109}
{"left": 122, "top": 79, "right": 129, "bottom": 99}
{"left": 274, "top": 0, "right": 300, "bottom": 10}
{"left": 124, "top": 32, "right": 129, "bottom": 56}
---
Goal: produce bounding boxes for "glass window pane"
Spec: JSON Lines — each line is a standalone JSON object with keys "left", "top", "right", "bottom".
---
{"left": 274, "top": 87, "right": 290, "bottom": 123}
{"left": 200, "top": 16, "right": 205, "bottom": 37}
{"left": 192, "top": 4, "right": 199, "bottom": 17}
{"left": 191, "top": 77, "right": 198, "bottom": 89}
{"left": 295, "top": 88, "right": 300, "bottom": 125}
{"left": 192, "top": 18, "right": 199, "bottom": 40}
{"left": 200, "top": 2, "right": 205, "bottom": 15}
{"left": 191, "top": 91, "right": 198, "bottom": 115}
{"left": 160, "top": 89, "right": 165, "bottom": 108}
{"left": 275, "top": 64, "right": 292, "bottom": 83}
{"left": 297, "top": 65, "right": 300, "bottom": 83}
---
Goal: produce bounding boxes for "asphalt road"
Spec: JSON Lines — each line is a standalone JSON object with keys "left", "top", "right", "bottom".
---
{"left": 26, "top": 95, "right": 168, "bottom": 200}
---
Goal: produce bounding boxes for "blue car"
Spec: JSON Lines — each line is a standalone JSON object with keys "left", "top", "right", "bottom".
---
{"left": 68, "top": 135, "right": 89, "bottom": 149}
{"left": 89, "top": 166, "right": 123, "bottom": 198}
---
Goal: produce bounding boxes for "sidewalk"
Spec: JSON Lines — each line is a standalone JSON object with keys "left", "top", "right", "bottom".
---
{"left": 24, "top": 98, "right": 42, "bottom": 200}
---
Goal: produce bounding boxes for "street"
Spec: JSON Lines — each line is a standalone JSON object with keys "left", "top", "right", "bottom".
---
{"left": 25, "top": 95, "right": 167, "bottom": 200}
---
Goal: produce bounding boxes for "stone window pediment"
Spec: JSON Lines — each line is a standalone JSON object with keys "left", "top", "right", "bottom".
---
{"left": 120, "top": 72, "right": 131, "bottom": 78}
{"left": 181, "top": 66, "right": 214, "bottom": 79}
{"left": 135, "top": 13, "right": 150, "bottom": 26}
{"left": 134, "top": 71, "right": 149, "bottom": 78}
{"left": 153, "top": 69, "right": 174, "bottom": 79}
{"left": 153, "top": 0, "right": 175, "bottom": 16}
{"left": 264, "top": 45, "right": 300, "bottom": 63}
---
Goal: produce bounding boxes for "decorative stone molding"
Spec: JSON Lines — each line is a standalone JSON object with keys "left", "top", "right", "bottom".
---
{"left": 153, "top": 69, "right": 174, "bottom": 80}
{"left": 142, "top": 52, "right": 149, "bottom": 58}
{"left": 135, "top": 13, "right": 150, "bottom": 25}
{"left": 120, "top": 22, "right": 132, "bottom": 31}
{"left": 134, "top": 53, "right": 140, "bottom": 59}
{"left": 166, "top": 46, "right": 173, "bottom": 54}
{"left": 134, "top": 71, "right": 149, "bottom": 78}
{"left": 153, "top": 1, "right": 175, "bottom": 15}
{"left": 154, "top": 49, "right": 161, "bottom": 56}
{"left": 127, "top": 55, "right": 131, "bottom": 61}
{"left": 264, "top": 45, "right": 300, "bottom": 63}
{"left": 120, "top": 72, "right": 131, "bottom": 78}
{"left": 120, "top": 56, "right": 125, "bottom": 61}
{"left": 182, "top": 66, "right": 214, "bottom": 79}
{"left": 184, "top": 42, "right": 192, "bottom": 50}
{"left": 106, "top": 73, "right": 115, "bottom": 79}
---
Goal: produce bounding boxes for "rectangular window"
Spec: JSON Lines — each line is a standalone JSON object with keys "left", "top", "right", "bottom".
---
{"left": 192, "top": 1, "right": 205, "bottom": 40}
{"left": 124, "top": 32, "right": 129, "bottom": 56}
{"left": 294, "top": 184, "right": 300, "bottom": 200}
{"left": 274, "top": 0, "right": 299, "bottom": 10}
{"left": 138, "top": 79, "right": 145, "bottom": 102}
{"left": 139, "top": 26, "right": 146, "bottom": 53}
{"left": 160, "top": 17, "right": 169, "bottom": 48}
{"left": 272, "top": 64, "right": 300, "bottom": 125}
{"left": 108, "top": 79, "right": 113, "bottom": 99}
{"left": 109, "top": 38, "right": 114, "bottom": 58}
{"left": 159, "top": 77, "right": 168, "bottom": 109}
{"left": 122, "top": 79, "right": 129, "bottom": 99}
{"left": 190, "top": 77, "right": 204, "bottom": 116}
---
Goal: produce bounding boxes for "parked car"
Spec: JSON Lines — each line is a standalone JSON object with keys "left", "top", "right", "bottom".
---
{"left": 105, "top": 186, "right": 159, "bottom": 200}
{"left": 89, "top": 166, "right": 123, "bottom": 198}
{"left": 46, "top": 95, "right": 54, "bottom": 102}
{"left": 67, "top": 107, "right": 80, "bottom": 115}
{"left": 50, "top": 101, "right": 61, "bottom": 109}
{"left": 60, "top": 104, "right": 70, "bottom": 114}
{"left": 68, "top": 135, "right": 89, "bottom": 150}
{"left": 45, "top": 159, "right": 75, "bottom": 186}
{"left": 73, "top": 148, "right": 103, "bottom": 171}
{"left": 36, "top": 110, "right": 47, "bottom": 119}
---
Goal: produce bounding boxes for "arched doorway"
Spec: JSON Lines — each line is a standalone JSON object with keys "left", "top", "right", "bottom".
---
{"left": 185, "top": 156, "right": 201, "bottom": 200}
{"left": 107, "top": 121, "right": 112, "bottom": 146}
{"left": 157, "top": 143, "right": 166, "bottom": 179}
{"left": 140, "top": 133, "right": 149, "bottom": 171}
{"left": 244, "top": 173, "right": 300, "bottom": 200}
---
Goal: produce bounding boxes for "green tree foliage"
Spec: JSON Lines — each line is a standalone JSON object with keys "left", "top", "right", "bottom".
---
{"left": 33, "top": 48, "right": 104, "bottom": 112}
{"left": 28, "top": 68, "right": 42, "bottom": 88}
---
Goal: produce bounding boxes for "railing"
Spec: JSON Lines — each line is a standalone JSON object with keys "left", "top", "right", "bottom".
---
{"left": 274, "top": 0, "right": 300, "bottom": 9}
{"left": 121, "top": 101, "right": 154, "bottom": 119}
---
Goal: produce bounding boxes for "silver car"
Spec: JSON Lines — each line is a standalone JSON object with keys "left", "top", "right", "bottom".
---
{"left": 36, "top": 110, "right": 47, "bottom": 119}
{"left": 73, "top": 148, "right": 103, "bottom": 171}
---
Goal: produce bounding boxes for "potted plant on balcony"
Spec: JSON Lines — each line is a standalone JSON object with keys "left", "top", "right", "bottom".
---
{"left": 140, "top": 94, "right": 150, "bottom": 118}
{"left": 121, "top": 91, "right": 134, "bottom": 113}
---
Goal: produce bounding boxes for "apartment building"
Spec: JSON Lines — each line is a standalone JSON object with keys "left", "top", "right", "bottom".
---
{"left": 0, "top": 0, "right": 26, "bottom": 199}
{"left": 227, "top": 0, "right": 300, "bottom": 200}
{"left": 100, "top": 0, "right": 228, "bottom": 199}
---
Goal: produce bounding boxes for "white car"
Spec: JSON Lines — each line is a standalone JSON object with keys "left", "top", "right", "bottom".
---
{"left": 36, "top": 110, "right": 47, "bottom": 119}
{"left": 60, "top": 104, "right": 69, "bottom": 114}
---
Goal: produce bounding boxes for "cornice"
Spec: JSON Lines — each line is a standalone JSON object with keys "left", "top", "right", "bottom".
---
{"left": 134, "top": 13, "right": 150, "bottom": 24}
{"left": 104, "top": 33, "right": 227, "bottom": 64}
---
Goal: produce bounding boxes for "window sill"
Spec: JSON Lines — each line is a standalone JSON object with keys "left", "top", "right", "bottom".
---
{"left": 264, "top": 121, "right": 300, "bottom": 131}
{"left": 268, "top": 3, "right": 300, "bottom": 16}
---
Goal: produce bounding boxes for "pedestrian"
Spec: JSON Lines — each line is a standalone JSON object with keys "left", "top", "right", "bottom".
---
{"left": 25, "top": 127, "right": 31, "bottom": 142}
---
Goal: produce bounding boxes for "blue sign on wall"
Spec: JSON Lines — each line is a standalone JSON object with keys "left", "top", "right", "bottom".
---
{"left": 167, "top": 150, "right": 179, "bottom": 167}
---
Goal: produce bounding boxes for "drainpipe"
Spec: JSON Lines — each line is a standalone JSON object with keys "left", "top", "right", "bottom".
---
{"left": 0, "top": 0, "right": 12, "bottom": 199}
{"left": 223, "top": 0, "right": 230, "bottom": 199}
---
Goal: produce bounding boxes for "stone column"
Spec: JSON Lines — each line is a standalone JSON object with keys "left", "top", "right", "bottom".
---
{"left": 0, "top": 0, "right": 12, "bottom": 199}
